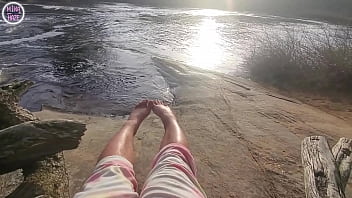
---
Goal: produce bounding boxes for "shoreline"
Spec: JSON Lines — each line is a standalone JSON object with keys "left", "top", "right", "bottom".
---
{"left": 263, "top": 85, "right": 352, "bottom": 123}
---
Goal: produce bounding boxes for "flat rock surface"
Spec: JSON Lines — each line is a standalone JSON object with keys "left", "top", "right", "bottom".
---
{"left": 35, "top": 64, "right": 352, "bottom": 198}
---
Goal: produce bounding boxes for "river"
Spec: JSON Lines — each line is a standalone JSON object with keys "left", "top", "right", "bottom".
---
{"left": 0, "top": 1, "right": 335, "bottom": 115}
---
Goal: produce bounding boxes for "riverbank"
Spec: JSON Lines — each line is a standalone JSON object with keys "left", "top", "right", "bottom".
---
{"left": 277, "top": 89, "right": 352, "bottom": 123}
{"left": 32, "top": 59, "right": 352, "bottom": 197}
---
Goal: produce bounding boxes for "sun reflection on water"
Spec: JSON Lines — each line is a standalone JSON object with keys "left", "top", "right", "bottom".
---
{"left": 188, "top": 17, "right": 224, "bottom": 70}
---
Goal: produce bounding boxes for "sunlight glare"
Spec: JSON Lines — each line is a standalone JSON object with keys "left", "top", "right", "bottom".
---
{"left": 188, "top": 18, "right": 224, "bottom": 70}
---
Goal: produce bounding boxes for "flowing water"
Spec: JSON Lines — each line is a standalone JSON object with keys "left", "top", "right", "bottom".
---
{"left": 0, "top": 1, "right": 335, "bottom": 115}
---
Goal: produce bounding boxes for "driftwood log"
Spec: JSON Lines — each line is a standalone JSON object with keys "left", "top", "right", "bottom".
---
{"left": 0, "top": 120, "right": 86, "bottom": 174}
{"left": 301, "top": 136, "right": 352, "bottom": 198}
{"left": 0, "top": 81, "right": 87, "bottom": 198}
{"left": 332, "top": 138, "right": 352, "bottom": 190}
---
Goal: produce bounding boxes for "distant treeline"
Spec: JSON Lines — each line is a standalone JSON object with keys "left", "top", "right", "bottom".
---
{"left": 240, "top": 0, "right": 352, "bottom": 21}
{"left": 115, "top": 0, "right": 352, "bottom": 21}
{"left": 15, "top": 0, "right": 352, "bottom": 22}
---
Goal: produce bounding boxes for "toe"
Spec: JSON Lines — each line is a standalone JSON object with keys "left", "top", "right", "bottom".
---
{"left": 152, "top": 100, "right": 157, "bottom": 106}
{"left": 147, "top": 100, "right": 153, "bottom": 109}
{"left": 155, "top": 100, "right": 160, "bottom": 105}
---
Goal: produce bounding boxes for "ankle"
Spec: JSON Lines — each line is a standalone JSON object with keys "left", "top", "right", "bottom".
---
{"left": 161, "top": 115, "right": 177, "bottom": 125}
{"left": 126, "top": 118, "right": 142, "bottom": 126}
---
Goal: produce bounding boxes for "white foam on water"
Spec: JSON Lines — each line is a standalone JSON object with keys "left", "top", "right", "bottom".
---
{"left": 25, "top": 4, "right": 88, "bottom": 11}
{"left": 0, "top": 31, "right": 64, "bottom": 46}
{"left": 294, "top": 18, "right": 327, "bottom": 25}
{"left": 0, "top": 68, "right": 6, "bottom": 84}
{"left": 53, "top": 24, "right": 75, "bottom": 29}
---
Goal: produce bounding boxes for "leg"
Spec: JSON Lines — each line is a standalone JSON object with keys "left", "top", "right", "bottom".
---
{"left": 74, "top": 100, "right": 152, "bottom": 198}
{"left": 139, "top": 101, "right": 207, "bottom": 198}
{"left": 151, "top": 100, "right": 188, "bottom": 150}
{"left": 98, "top": 100, "right": 152, "bottom": 163}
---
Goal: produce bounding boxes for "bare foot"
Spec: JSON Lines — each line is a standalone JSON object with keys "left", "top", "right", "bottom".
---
{"left": 152, "top": 100, "right": 176, "bottom": 123}
{"left": 128, "top": 100, "right": 152, "bottom": 124}
{"left": 152, "top": 100, "right": 188, "bottom": 148}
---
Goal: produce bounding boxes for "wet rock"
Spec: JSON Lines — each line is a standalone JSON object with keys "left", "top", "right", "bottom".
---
{"left": 7, "top": 152, "right": 70, "bottom": 198}
{"left": 0, "top": 170, "right": 24, "bottom": 197}
{"left": 0, "top": 80, "right": 36, "bottom": 129}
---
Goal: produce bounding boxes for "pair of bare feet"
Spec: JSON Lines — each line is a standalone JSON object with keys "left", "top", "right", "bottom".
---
{"left": 98, "top": 100, "right": 187, "bottom": 162}
{"left": 128, "top": 100, "right": 187, "bottom": 149}
{"left": 128, "top": 100, "right": 176, "bottom": 126}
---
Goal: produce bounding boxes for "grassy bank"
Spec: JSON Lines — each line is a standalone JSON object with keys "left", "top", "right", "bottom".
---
{"left": 246, "top": 26, "right": 352, "bottom": 98}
